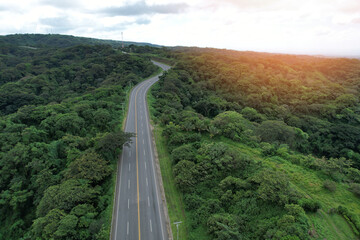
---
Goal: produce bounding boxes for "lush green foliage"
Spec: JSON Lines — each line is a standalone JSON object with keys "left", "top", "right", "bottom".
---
{"left": 0, "top": 34, "right": 162, "bottom": 49}
{"left": 150, "top": 48, "right": 360, "bottom": 239}
{"left": 0, "top": 36, "right": 158, "bottom": 239}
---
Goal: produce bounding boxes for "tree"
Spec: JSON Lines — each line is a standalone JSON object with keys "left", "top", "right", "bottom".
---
{"left": 207, "top": 214, "right": 241, "bottom": 240}
{"left": 171, "top": 144, "right": 196, "bottom": 164}
{"left": 241, "top": 107, "right": 266, "bottom": 123}
{"left": 64, "top": 151, "right": 111, "bottom": 183}
{"left": 32, "top": 208, "right": 66, "bottom": 239}
{"left": 36, "top": 179, "right": 98, "bottom": 217}
{"left": 213, "top": 111, "right": 255, "bottom": 142}
{"left": 95, "top": 131, "right": 134, "bottom": 160}
{"left": 93, "top": 108, "right": 111, "bottom": 131}
{"left": 255, "top": 120, "right": 308, "bottom": 151}
{"left": 173, "top": 160, "right": 198, "bottom": 193}
{"left": 252, "top": 169, "right": 291, "bottom": 205}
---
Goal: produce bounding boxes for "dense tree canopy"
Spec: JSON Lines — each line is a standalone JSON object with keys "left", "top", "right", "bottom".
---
{"left": 150, "top": 48, "right": 360, "bottom": 239}
{"left": 0, "top": 36, "right": 158, "bottom": 239}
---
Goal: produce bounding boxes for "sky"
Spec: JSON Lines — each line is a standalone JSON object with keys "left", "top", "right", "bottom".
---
{"left": 0, "top": 0, "right": 360, "bottom": 56}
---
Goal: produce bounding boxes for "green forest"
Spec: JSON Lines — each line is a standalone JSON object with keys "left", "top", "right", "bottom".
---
{"left": 1, "top": 34, "right": 360, "bottom": 240}
{"left": 0, "top": 35, "right": 158, "bottom": 239}
{"left": 149, "top": 48, "right": 360, "bottom": 239}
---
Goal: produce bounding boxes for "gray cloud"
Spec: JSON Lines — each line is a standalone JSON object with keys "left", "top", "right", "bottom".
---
{"left": 39, "top": 16, "right": 75, "bottom": 32}
{"left": 39, "top": 15, "right": 151, "bottom": 34}
{"left": 40, "top": 0, "right": 81, "bottom": 9}
{"left": 135, "top": 17, "right": 151, "bottom": 25}
{"left": 99, "top": 1, "right": 188, "bottom": 16}
{"left": 102, "top": 17, "right": 152, "bottom": 32}
{"left": 0, "top": 3, "right": 17, "bottom": 12}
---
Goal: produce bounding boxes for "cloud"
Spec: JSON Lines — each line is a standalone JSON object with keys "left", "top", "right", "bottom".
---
{"left": 339, "top": 0, "right": 360, "bottom": 13}
{"left": 39, "top": 0, "right": 81, "bottom": 9}
{"left": 352, "top": 18, "right": 360, "bottom": 24}
{"left": 101, "top": 17, "right": 152, "bottom": 32}
{"left": 135, "top": 17, "right": 151, "bottom": 25}
{"left": 0, "top": 3, "right": 17, "bottom": 12}
{"left": 39, "top": 16, "right": 75, "bottom": 32}
{"left": 98, "top": 0, "right": 188, "bottom": 16}
{"left": 200, "top": 0, "right": 286, "bottom": 11}
{"left": 39, "top": 14, "right": 151, "bottom": 34}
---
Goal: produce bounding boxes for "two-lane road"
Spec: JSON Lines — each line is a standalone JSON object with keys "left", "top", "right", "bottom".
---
{"left": 111, "top": 61, "right": 171, "bottom": 240}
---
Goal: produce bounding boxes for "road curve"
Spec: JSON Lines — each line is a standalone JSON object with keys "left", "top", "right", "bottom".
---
{"left": 111, "top": 61, "right": 171, "bottom": 240}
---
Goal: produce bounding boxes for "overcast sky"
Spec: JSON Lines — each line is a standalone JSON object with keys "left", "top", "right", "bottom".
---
{"left": 0, "top": 0, "right": 360, "bottom": 56}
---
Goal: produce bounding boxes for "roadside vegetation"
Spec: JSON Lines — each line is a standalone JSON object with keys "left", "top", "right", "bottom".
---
{"left": 2, "top": 34, "right": 360, "bottom": 240}
{"left": 149, "top": 48, "right": 360, "bottom": 239}
{"left": 0, "top": 35, "right": 159, "bottom": 239}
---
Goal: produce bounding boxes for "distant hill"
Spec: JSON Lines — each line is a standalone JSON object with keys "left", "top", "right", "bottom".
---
{"left": 0, "top": 33, "right": 162, "bottom": 48}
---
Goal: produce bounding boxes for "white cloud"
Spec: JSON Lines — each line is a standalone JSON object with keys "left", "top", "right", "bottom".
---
{"left": 0, "top": 0, "right": 359, "bottom": 56}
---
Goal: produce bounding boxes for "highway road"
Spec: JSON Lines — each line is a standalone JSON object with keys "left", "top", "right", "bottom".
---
{"left": 111, "top": 61, "right": 171, "bottom": 240}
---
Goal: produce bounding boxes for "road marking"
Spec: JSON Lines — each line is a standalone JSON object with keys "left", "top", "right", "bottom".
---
{"left": 112, "top": 66, "right": 165, "bottom": 240}
{"left": 145, "top": 162, "right": 147, "bottom": 170}
{"left": 128, "top": 180, "right": 130, "bottom": 189}
{"left": 129, "top": 151, "right": 131, "bottom": 157}
{"left": 113, "top": 146, "right": 124, "bottom": 239}
{"left": 150, "top": 219, "right": 153, "bottom": 232}
{"left": 143, "top": 139, "right": 144, "bottom": 145}
{"left": 127, "top": 221, "right": 129, "bottom": 235}
{"left": 148, "top": 196, "right": 150, "bottom": 207}
{"left": 144, "top": 88, "right": 166, "bottom": 240}
{"left": 143, "top": 149, "right": 146, "bottom": 156}
{"left": 129, "top": 163, "right": 130, "bottom": 172}
{"left": 146, "top": 177, "right": 148, "bottom": 186}
{"left": 135, "top": 86, "right": 141, "bottom": 240}
{"left": 128, "top": 199, "right": 130, "bottom": 209}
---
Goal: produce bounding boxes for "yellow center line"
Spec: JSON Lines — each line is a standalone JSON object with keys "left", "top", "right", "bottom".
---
{"left": 135, "top": 85, "right": 141, "bottom": 240}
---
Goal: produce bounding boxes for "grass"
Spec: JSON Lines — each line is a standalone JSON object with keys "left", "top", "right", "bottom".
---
{"left": 147, "top": 88, "right": 189, "bottom": 240}
{"left": 144, "top": 64, "right": 359, "bottom": 239}
{"left": 224, "top": 140, "right": 359, "bottom": 239}
{"left": 142, "top": 112, "right": 360, "bottom": 239}
{"left": 137, "top": 114, "right": 360, "bottom": 240}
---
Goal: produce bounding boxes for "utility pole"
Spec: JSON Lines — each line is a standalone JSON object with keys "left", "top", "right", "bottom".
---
{"left": 173, "top": 221, "right": 182, "bottom": 240}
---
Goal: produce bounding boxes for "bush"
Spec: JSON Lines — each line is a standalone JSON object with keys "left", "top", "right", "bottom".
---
{"left": 171, "top": 144, "right": 196, "bottom": 164}
{"left": 349, "top": 183, "right": 360, "bottom": 197}
{"left": 323, "top": 179, "right": 336, "bottom": 192}
{"left": 347, "top": 168, "right": 360, "bottom": 183}
{"left": 337, "top": 205, "right": 360, "bottom": 233}
{"left": 299, "top": 198, "right": 321, "bottom": 212}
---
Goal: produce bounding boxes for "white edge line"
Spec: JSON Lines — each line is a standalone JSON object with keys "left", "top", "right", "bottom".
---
{"left": 144, "top": 77, "right": 166, "bottom": 240}
{"left": 112, "top": 72, "right": 164, "bottom": 240}
{"left": 114, "top": 147, "right": 124, "bottom": 239}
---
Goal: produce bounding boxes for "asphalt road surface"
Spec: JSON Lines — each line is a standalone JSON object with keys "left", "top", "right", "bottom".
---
{"left": 111, "top": 61, "right": 171, "bottom": 240}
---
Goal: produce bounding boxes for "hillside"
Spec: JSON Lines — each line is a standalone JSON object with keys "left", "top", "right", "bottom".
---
{"left": 1, "top": 33, "right": 360, "bottom": 240}
{"left": 0, "top": 34, "right": 162, "bottom": 49}
{"left": 0, "top": 35, "right": 159, "bottom": 239}
{"left": 149, "top": 48, "right": 360, "bottom": 239}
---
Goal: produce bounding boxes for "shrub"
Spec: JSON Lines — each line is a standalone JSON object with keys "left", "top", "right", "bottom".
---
{"left": 299, "top": 198, "right": 321, "bottom": 212}
{"left": 347, "top": 168, "right": 360, "bottom": 183}
{"left": 171, "top": 144, "right": 196, "bottom": 164}
{"left": 323, "top": 179, "right": 337, "bottom": 192}
{"left": 337, "top": 205, "right": 360, "bottom": 233}
{"left": 349, "top": 183, "right": 360, "bottom": 197}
